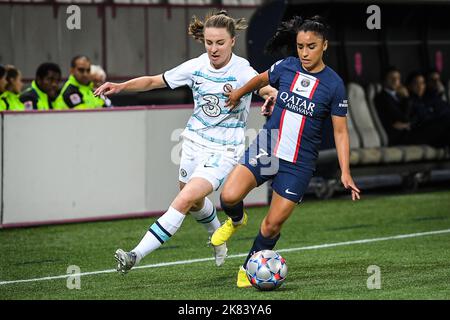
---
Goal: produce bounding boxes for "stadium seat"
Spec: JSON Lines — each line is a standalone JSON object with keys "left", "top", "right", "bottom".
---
{"left": 366, "top": 83, "right": 388, "bottom": 146}
{"left": 347, "top": 83, "right": 405, "bottom": 164}
{"left": 346, "top": 109, "right": 362, "bottom": 165}
{"left": 347, "top": 83, "right": 381, "bottom": 149}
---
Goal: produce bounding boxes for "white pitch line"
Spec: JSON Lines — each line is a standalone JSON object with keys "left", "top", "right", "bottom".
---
{"left": 1, "top": 228, "right": 449, "bottom": 286}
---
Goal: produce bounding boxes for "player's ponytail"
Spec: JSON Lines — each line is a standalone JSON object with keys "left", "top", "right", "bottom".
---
{"left": 189, "top": 15, "right": 206, "bottom": 42}
{"left": 265, "top": 15, "right": 329, "bottom": 55}
{"left": 265, "top": 16, "right": 304, "bottom": 55}
{"left": 188, "top": 10, "right": 248, "bottom": 43}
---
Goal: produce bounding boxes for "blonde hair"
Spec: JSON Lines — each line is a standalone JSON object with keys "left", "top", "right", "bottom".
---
{"left": 188, "top": 10, "right": 248, "bottom": 43}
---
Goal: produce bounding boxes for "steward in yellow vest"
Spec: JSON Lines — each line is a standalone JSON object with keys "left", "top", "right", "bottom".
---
{"left": 20, "top": 63, "right": 62, "bottom": 110}
{"left": 2, "top": 91, "right": 25, "bottom": 111}
{"left": 2, "top": 65, "right": 25, "bottom": 111}
{"left": 54, "top": 55, "right": 105, "bottom": 110}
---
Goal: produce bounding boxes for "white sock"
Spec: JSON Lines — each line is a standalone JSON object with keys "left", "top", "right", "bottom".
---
{"left": 132, "top": 206, "right": 186, "bottom": 264}
{"left": 190, "top": 197, "right": 220, "bottom": 236}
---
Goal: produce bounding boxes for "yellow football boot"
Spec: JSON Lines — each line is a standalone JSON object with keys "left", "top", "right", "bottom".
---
{"left": 237, "top": 266, "right": 252, "bottom": 288}
{"left": 211, "top": 212, "right": 248, "bottom": 246}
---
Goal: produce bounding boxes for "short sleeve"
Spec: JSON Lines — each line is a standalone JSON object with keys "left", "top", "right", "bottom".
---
{"left": 163, "top": 58, "right": 197, "bottom": 89}
{"left": 331, "top": 80, "right": 348, "bottom": 117}
{"left": 239, "top": 65, "right": 259, "bottom": 86}
{"left": 268, "top": 59, "right": 285, "bottom": 89}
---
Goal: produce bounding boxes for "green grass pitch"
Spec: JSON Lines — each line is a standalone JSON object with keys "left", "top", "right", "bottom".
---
{"left": 1, "top": 190, "right": 449, "bottom": 300}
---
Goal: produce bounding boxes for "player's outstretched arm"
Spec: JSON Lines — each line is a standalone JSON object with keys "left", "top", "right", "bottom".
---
{"left": 94, "top": 74, "right": 167, "bottom": 96}
{"left": 258, "top": 85, "right": 278, "bottom": 116}
{"left": 332, "top": 115, "right": 361, "bottom": 201}
{"left": 225, "top": 71, "right": 270, "bottom": 109}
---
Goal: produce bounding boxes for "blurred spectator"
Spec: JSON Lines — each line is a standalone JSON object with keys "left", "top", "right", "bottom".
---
{"left": 90, "top": 64, "right": 106, "bottom": 90}
{"left": 20, "top": 62, "right": 62, "bottom": 110}
{"left": 406, "top": 71, "right": 427, "bottom": 128}
{"left": 425, "top": 69, "right": 447, "bottom": 103}
{"left": 54, "top": 55, "right": 105, "bottom": 110}
{"left": 374, "top": 66, "right": 412, "bottom": 145}
{"left": 406, "top": 71, "right": 450, "bottom": 133}
{"left": 0, "top": 65, "right": 7, "bottom": 111}
{"left": 90, "top": 64, "right": 112, "bottom": 107}
{"left": 2, "top": 65, "right": 25, "bottom": 111}
{"left": 375, "top": 67, "right": 449, "bottom": 148}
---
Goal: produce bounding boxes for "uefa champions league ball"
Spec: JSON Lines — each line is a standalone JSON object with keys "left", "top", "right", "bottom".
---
{"left": 245, "top": 250, "right": 288, "bottom": 291}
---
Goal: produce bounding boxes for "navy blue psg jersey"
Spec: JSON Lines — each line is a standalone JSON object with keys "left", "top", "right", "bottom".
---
{"left": 264, "top": 56, "right": 348, "bottom": 168}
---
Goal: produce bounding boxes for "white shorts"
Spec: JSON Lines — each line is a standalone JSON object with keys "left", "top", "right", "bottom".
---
{"left": 179, "top": 138, "right": 245, "bottom": 191}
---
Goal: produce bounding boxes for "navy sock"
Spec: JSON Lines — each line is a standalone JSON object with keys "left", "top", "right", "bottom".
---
{"left": 242, "top": 230, "right": 281, "bottom": 268}
{"left": 220, "top": 195, "right": 244, "bottom": 223}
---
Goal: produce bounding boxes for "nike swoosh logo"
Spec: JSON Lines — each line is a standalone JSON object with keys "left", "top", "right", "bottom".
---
{"left": 285, "top": 189, "right": 298, "bottom": 195}
{"left": 204, "top": 164, "right": 214, "bottom": 168}
{"left": 295, "top": 88, "right": 308, "bottom": 93}
{"left": 195, "top": 81, "right": 204, "bottom": 85}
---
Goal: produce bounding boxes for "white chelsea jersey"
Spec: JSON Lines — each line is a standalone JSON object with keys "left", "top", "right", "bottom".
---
{"left": 163, "top": 53, "right": 258, "bottom": 148}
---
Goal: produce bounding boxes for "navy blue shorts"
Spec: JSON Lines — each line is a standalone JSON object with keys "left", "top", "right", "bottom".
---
{"left": 240, "top": 142, "right": 314, "bottom": 203}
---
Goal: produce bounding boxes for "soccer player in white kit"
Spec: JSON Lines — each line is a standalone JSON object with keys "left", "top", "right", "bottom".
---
{"left": 95, "top": 11, "right": 276, "bottom": 273}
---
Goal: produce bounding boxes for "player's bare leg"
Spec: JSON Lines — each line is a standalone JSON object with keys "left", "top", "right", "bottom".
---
{"left": 237, "top": 191, "right": 296, "bottom": 287}
{"left": 220, "top": 164, "right": 258, "bottom": 206}
{"left": 260, "top": 191, "right": 297, "bottom": 238}
{"left": 211, "top": 165, "right": 257, "bottom": 246}
{"left": 115, "top": 178, "right": 214, "bottom": 274}
{"left": 179, "top": 181, "right": 227, "bottom": 266}
{"left": 179, "top": 181, "right": 206, "bottom": 212}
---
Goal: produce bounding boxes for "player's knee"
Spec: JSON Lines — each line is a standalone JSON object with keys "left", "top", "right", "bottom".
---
{"left": 220, "top": 189, "right": 242, "bottom": 206}
{"left": 190, "top": 199, "right": 204, "bottom": 212}
{"left": 173, "top": 192, "right": 197, "bottom": 212}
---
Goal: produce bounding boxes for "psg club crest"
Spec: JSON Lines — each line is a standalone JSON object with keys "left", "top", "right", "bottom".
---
{"left": 290, "top": 72, "right": 319, "bottom": 99}
{"left": 301, "top": 78, "right": 310, "bottom": 87}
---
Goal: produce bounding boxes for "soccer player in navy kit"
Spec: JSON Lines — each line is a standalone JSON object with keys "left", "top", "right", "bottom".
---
{"left": 210, "top": 15, "right": 361, "bottom": 287}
